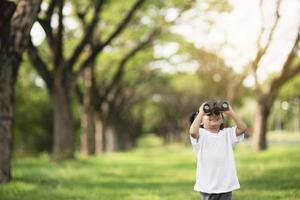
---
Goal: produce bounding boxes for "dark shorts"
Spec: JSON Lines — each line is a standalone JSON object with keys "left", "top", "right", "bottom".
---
{"left": 200, "top": 192, "right": 232, "bottom": 200}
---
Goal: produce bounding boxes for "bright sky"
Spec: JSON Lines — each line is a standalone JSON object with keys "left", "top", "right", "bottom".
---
{"left": 169, "top": 0, "right": 300, "bottom": 86}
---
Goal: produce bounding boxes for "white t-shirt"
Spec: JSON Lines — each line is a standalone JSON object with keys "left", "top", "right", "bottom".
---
{"left": 190, "top": 126, "right": 244, "bottom": 194}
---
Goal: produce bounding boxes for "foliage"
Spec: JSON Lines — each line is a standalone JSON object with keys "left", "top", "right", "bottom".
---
{"left": 13, "top": 56, "right": 53, "bottom": 156}
{"left": 232, "top": 98, "right": 256, "bottom": 128}
{"left": 140, "top": 72, "right": 204, "bottom": 136}
{"left": 279, "top": 70, "right": 300, "bottom": 99}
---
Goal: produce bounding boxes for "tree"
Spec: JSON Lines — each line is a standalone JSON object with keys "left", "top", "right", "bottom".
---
{"left": 248, "top": 0, "right": 300, "bottom": 151}
{"left": 0, "top": 0, "right": 41, "bottom": 183}
{"left": 27, "top": 0, "right": 146, "bottom": 160}
{"left": 178, "top": 0, "right": 300, "bottom": 150}
{"left": 76, "top": 0, "right": 195, "bottom": 155}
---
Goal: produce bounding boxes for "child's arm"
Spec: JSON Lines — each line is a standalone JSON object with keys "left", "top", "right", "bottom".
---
{"left": 225, "top": 105, "right": 247, "bottom": 136}
{"left": 189, "top": 104, "right": 205, "bottom": 140}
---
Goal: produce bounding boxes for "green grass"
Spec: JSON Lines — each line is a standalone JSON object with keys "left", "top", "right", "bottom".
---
{"left": 1, "top": 134, "right": 300, "bottom": 200}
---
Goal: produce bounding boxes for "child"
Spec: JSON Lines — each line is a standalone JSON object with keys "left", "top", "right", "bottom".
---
{"left": 189, "top": 102, "right": 247, "bottom": 200}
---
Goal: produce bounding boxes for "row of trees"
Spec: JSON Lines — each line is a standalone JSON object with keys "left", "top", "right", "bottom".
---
{"left": 1, "top": 0, "right": 300, "bottom": 184}
{"left": 0, "top": 0, "right": 198, "bottom": 183}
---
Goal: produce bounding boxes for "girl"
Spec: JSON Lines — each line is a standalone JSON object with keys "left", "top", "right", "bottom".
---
{"left": 189, "top": 102, "right": 247, "bottom": 200}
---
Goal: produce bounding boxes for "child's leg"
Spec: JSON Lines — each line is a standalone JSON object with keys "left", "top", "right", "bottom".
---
{"left": 200, "top": 192, "right": 232, "bottom": 200}
{"left": 200, "top": 192, "right": 210, "bottom": 200}
{"left": 219, "top": 192, "right": 232, "bottom": 200}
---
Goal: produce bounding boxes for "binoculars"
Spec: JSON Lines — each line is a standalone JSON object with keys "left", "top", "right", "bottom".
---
{"left": 203, "top": 101, "right": 229, "bottom": 115}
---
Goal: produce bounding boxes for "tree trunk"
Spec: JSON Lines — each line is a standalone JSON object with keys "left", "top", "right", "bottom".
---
{"left": 52, "top": 71, "right": 74, "bottom": 160}
{"left": 94, "top": 113, "right": 104, "bottom": 155}
{"left": 95, "top": 107, "right": 143, "bottom": 152}
{"left": 80, "top": 104, "right": 95, "bottom": 156}
{"left": 117, "top": 128, "right": 136, "bottom": 150}
{"left": 80, "top": 68, "right": 95, "bottom": 156}
{"left": 121, "top": 133, "right": 135, "bottom": 150}
{"left": 104, "top": 125, "right": 118, "bottom": 152}
{"left": 0, "top": 0, "right": 40, "bottom": 183}
{"left": 0, "top": 59, "right": 17, "bottom": 183}
{"left": 252, "top": 102, "right": 271, "bottom": 151}
{"left": 95, "top": 114, "right": 119, "bottom": 153}
{"left": 94, "top": 113, "right": 120, "bottom": 153}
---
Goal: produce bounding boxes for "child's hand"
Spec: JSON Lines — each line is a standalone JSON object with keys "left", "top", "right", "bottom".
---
{"left": 198, "top": 103, "right": 206, "bottom": 115}
{"left": 224, "top": 103, "right": 248, "bottom": 135}
{"left": 224, "top": 103, "right": 235, "bottom": 116}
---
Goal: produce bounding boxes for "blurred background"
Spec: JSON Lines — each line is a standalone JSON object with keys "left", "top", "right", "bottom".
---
{"left": 1, "top": 0, "right": 300, "bottom": 199}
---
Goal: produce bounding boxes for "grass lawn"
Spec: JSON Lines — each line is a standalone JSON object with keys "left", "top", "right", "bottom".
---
{"left": 1, "top": 134, "right": 300, "bottom": 200}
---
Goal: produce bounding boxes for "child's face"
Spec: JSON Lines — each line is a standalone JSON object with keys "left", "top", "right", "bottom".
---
{"left": 202, "top": 113, "right": 223, "bottom": 129}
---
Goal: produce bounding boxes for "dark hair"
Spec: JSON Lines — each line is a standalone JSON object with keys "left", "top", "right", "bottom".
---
{"left": 189, "top": 111, "right": 199, "bottom": 124}
{"left": 189, "top": 111, "right": 224, "bottom": 130}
